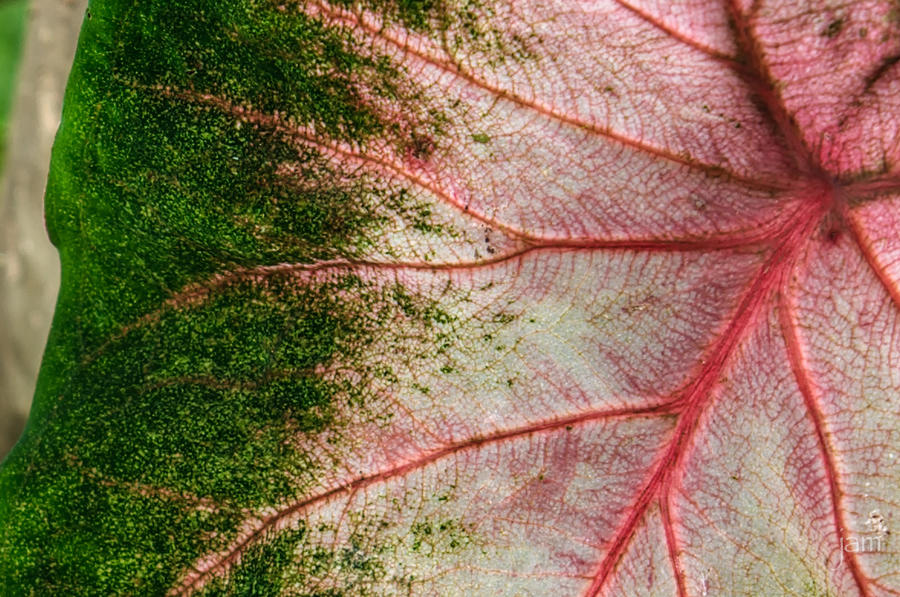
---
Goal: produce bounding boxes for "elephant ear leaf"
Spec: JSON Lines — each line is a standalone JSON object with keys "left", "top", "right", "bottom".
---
{"left": 2, "top": 1, "right": 899, "bottom": 595}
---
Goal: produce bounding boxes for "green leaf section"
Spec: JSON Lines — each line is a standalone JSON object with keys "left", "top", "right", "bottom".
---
{"left": 43, "top": 0, "right": 433, "bottom": 349}
{"left": 194, "top": 510, "right": 480, "bottom": 595}
{"left": 0, "top": 0, "right": 482, "bottom": 594}
{"left": 0, "top": 0, "right": 27, "bottom": 168}
{"left": 3, "top": 267, "right": 442, "bottom": 593}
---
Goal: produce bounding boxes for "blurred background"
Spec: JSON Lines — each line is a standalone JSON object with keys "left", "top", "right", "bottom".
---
{"left": 0, "top": 0, "right": 86, "bottom": 460}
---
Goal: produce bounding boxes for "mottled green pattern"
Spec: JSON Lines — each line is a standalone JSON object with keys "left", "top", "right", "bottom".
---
{"left": 0, "top": 0, "right": 27, "bottom": 168}
{"left": 44, "top": 0, "right": 440, "bottom": 348}
{"left": 0, "top": 0, "right": 476, "bottom": 594}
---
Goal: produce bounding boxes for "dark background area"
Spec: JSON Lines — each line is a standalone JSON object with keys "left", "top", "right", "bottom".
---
{"left": 0, "top": 0, "right": 86, "bottom": 460}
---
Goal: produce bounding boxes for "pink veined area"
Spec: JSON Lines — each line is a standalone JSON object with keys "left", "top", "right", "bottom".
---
{"left": 139, "top": 1, "right": 900, "bottom": 595}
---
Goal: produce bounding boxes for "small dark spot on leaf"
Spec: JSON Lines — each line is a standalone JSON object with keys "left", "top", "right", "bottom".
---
{"left": 407, "top": 133, "right": 435, "bottom": 161}
{"left": 889, "top": 7, "right": 900, "bottom": 25}
{"left": 691, "top": 196, "right": 707, "bottom": 211}
{"left": 705, "top": 166, "right": 726, "bottom": 179}
{"left": 864, "top": 53, "right": 900, "bottom": 92}
{"left": 471, "top": 133, "right": 490, "bottom": 144}
{"left": 823, "top": 18, "right": 845, "bottom": 39}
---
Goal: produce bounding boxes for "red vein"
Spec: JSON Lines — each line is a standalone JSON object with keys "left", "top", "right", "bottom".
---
{"left": 307, "top": 0, "right": 786, "bottom": 194}
{"left": 610, "top": 0, "right": 737, "bottom": 63}
{"left": 844, "top": 176, "right": 900, "bottom": 197}
{"left": 160, "top": 83, "right": 796, "bottom": 249}
{"left": 777, "top": 289, "right": 871, "bottom": 596}
{"left": 85, "top": 229, "right": 789, "bottom": 364}
{"left": 581, "top": 270, "right": 768, "bottom": 595}
{"left": 726, "top": 0, "right": 823, "bottom": 178}
{"left": 141, "top": 82, "right": 535, "bottom": 242}
{"left": 168, "top": 401, "right": 680, "bottom": 596}
{"left": 845, "top": 210, "right": 900, "bottom": 314}
{"left": 660, "top": 495, "right": 688, "bottom": 597}
{"left": 582, "top": 205, "right": 821, "bottom": 595}
{"left": 69, "top": 454, "right": 233, "bottom": 515}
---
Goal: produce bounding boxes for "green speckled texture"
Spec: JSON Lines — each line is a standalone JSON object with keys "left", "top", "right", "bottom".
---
{"left": 0, "top": 0, "right": 27, "bottom": 167}
{"left": 0, "top": 0, "right": 483, "bottom": 593}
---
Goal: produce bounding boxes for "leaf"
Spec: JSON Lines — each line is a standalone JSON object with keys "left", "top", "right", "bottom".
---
{"left": 1, "top": 0, "right": 898, "bottom": 595}
{"left": 0, "top": 0, "right": 27, "bottom": 157}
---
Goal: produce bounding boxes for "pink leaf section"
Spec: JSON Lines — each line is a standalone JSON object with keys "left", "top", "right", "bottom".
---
{"left": 162, "top": 1, "right": 899, "bottom": 595}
